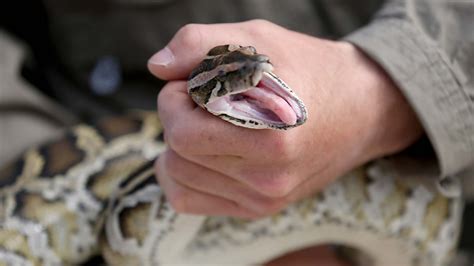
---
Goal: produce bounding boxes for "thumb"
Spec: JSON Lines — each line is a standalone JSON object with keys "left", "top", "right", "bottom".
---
{"left": 147, "top": 23, "right": 251, "bottom": 81}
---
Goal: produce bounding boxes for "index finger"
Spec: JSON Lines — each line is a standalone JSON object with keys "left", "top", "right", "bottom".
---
{"left": 158, "top": 81, "right": 279, "bottom": 156}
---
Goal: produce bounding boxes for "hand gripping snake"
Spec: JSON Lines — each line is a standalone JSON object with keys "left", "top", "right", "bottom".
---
{"left": 0, "top": 45, "right": 463, "bottom": 266}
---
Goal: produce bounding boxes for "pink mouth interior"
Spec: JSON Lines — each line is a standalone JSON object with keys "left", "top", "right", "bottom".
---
{"left": 236, "top": 84, "right": 297, "bottom": 125}
{"left": 206, "top": 73, "right": 301, "bottom": 126}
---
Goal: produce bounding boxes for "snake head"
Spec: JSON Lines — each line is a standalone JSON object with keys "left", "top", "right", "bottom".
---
{"left": 188, "top": 45, "right": 307, "bottom": 130}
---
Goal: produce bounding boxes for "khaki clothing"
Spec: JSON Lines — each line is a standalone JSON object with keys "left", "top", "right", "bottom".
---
{"left": 345, "top": 0, "right": 474, "bottom": 182}
{"left": 0, "top": 0, "right": 473, "bottom": 260}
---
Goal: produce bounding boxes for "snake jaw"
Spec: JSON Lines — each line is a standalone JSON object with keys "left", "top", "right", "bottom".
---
{"left": 205, "top": 71, "right": 307, "bottom": 129}
{"left": 188, "top": 45, "right": 307, "bottom": 130}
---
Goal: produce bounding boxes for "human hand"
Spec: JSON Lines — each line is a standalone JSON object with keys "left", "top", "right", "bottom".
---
{"left": 148, "top": 20, "right": 423, "bottom": 218}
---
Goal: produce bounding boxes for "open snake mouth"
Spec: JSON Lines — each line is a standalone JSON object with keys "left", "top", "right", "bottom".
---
{"left": 205, "top": 72, "right": 307, "bottom": 129}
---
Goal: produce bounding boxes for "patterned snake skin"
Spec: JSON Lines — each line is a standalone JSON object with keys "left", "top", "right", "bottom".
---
{"left": 0, "top": 112, "right": 463, "bottom": 266}
{"left": 0, "top": 44, "right": 464, "bottom": 266}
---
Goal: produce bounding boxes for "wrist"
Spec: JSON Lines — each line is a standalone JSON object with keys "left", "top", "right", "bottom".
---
{"left": 338, "top": 41, "right": 423, "bottom": 161}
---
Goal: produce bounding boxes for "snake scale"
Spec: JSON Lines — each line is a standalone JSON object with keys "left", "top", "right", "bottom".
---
{"left": 0, "top": 45, "right": 463, "bottom": 266}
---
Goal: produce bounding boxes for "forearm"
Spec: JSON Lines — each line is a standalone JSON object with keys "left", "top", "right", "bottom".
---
{"left": 343, "top": 0, "right": 474, "bottom": 180}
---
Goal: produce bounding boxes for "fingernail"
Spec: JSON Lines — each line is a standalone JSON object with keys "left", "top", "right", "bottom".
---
{"left": 148, "top": 46, "right": 174, "bottom": 66}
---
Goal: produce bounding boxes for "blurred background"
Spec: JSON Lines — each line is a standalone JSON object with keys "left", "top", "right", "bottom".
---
{"left": 0, "top": 0, "right": 472, "bottom": 265}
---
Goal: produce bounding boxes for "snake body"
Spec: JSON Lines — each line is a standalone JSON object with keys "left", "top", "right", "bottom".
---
{"left": 0, "top": 45, "right": 463, "bottom": 266}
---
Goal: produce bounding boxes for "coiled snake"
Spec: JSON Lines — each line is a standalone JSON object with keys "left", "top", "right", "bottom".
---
{"left": 0, "top": 45, "right": 463, "bottom": 265}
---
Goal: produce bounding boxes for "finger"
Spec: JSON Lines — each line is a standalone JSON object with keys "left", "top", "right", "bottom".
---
{"left": 148, "top": 22, "right": 254, "bottom": 81}
{"left": 183, "top": 153, "right": 303, "bottom": 199}
{"left": 157, "top": 80, "right": 196, "bottom": 114}
{"left": 158, "top": 81, "right": 287, "bottom": 156}
{"left": 162, "top": 149, "right": 285, "bottom": 215}
{"left": 155, "top": 156, "right": 256, "bottom": 218}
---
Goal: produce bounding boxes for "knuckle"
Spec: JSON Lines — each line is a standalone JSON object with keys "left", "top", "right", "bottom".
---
{"left": 247, "top": 19, "right": 271, "bottom": 28}
{"left": 241, "top": 169, "right": 294, "bottom": 198}
{"left": 175, "top": 23, "right": 204, "bottom": 50}
{"left": 259, "top": 173, "right": 293, "bottom": 198}
{"left": 268, "top": 135, "right": 296, "bottom": 162}
{"left": 244, "top": 19, "right": 275, "bottom": 35}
